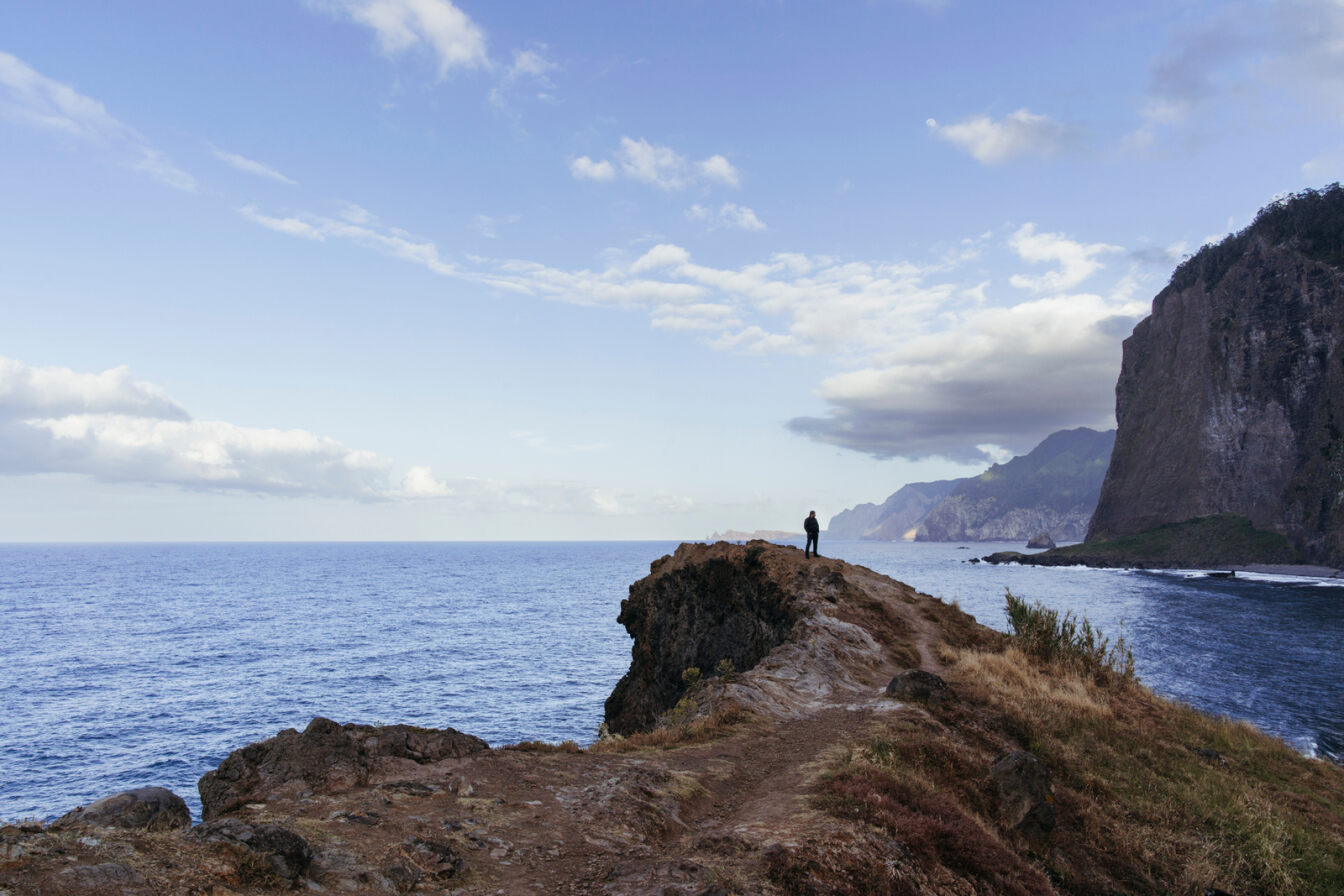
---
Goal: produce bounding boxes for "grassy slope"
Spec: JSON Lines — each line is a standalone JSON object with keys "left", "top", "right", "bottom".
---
{"left": 807, "top": 598, "right": 1344, "bottom": 896}
{"left": 990, "top": 513, "right": 1299, "bottom": 568}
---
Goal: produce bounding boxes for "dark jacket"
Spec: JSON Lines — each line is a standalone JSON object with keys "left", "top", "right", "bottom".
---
{"left": 804, "top": 515, "right": 820, "bottom": 535}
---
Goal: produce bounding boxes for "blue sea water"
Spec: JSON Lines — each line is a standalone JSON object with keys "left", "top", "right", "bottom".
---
{"left": 2, "top": 539, "right": 1341, "bottom": 823}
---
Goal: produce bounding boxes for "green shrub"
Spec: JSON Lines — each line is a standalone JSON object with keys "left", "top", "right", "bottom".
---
{"left": 1003, "top": 590, "right": 1135, "bottom": 683}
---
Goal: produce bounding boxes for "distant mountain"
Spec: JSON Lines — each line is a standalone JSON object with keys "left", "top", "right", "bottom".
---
{"left": 827, "top": 480, "right": 959, "bottom": 540}
{"left": 827, "top": 428, "right": 1114, "bottom": 543}
{"left": 916, "top": 428, "right": 1116, "bottom": 542}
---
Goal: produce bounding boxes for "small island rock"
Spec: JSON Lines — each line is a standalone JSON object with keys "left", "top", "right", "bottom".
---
{"left": 1026, "top": 532, "right": 1057, "bottom": 549}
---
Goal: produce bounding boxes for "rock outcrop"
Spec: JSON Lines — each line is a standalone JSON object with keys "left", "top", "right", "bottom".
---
{"left": 1089, "top": 186, "right": 1344, "bottom": 566}
{"left": 199, "top": 717, "right": 489, "bottom": 820}
{"left": 51, "top": 787, "right": 190, "bottom": 832}
{"left": 603, "top": 541, "right": 973, "bottom": 734}
{"left": 916, "top": 428, "right": 1115, "bottom": 542}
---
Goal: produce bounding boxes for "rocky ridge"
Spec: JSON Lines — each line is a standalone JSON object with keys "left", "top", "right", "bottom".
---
{"left": 4, "top": 541, "right": 1342, "bottom": 895}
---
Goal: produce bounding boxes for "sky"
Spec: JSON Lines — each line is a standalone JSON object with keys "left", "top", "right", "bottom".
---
{"left": 1, "top": 0, "right": 1342, "bottom": 541}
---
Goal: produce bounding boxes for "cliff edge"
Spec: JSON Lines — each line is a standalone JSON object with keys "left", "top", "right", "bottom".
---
{"left": 1088, "top": 185, "right": 1344, "bottom": 566}
{"left": 5, "top": 542, "right": 1343, "bottom": 895}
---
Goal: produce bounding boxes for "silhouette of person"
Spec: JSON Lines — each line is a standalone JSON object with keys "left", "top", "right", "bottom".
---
{"left": 804, "top": 510, "right": 820, "bottom": 558}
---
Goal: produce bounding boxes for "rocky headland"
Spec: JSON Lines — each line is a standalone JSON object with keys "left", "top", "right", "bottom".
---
{"left": 4, "top": 541, "right": 1343, "bottom": 895}
{"left": 914, "top": 428, "right": 1114, "bottom": 544}
{"left": 826, "top": 480, "right": 959, "bottom": 541}
{"left": 1086, "top": 185, "right": 1344, "bottom": 568}
{"left": 827, "top": 428, "right": 1114, "bottom": 545}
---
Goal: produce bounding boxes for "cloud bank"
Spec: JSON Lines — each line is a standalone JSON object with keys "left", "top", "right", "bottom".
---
{"left": 239, "top": 198, "right": 1148, "bottom": 460}
{"left": 0, "top": 357, "right": 677, "bottom": 513}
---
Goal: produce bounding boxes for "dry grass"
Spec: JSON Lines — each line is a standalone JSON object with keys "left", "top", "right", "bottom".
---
{"left": 589, "top": 704, "right": 762, "bottom": 753}
{"left": 813, "top": 600, "right": 1344, "bottom": 895}
{"left": 503, "top": 740, "right": 582, "bottom": 753}
{"left": 951, "top": 650, "right": 1343, "bottom": 893}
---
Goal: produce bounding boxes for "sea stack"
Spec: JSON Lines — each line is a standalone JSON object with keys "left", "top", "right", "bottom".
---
{"left": 1088, "top": 185, "right": 1344, "bottom": 566}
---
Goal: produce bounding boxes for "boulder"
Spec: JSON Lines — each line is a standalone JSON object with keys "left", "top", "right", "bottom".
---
{"left": 885, "top": 669, "right": 950, "bottom": 707}
{"left": 198, "top": 717, "right": 489, "bottom": 820}
{"left": 1026, "top": 532, "right": 1056, "bottom": 550}
{"left": 991, "top": 750, "right": 1056, "bottom": 840}
{"left": 192, "top": 818, "right": 313, "bottom": 881}
{"left": 51, "top": 787, "right": 190, "bottom": 832}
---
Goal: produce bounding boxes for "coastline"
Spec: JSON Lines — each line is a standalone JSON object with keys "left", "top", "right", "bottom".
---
{"left": 5, "top": 540, "right": 1343, "bottom": 895}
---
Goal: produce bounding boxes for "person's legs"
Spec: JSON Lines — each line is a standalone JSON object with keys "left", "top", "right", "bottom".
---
{"left": 806, "top": 533, "right": 818, "bottom": 557}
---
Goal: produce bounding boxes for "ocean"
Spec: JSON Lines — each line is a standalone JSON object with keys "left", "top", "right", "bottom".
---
{"left": 2, "top": 539, "right": 1341, "bottom": 823}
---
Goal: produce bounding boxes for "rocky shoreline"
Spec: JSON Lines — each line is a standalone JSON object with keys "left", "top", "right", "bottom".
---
{"left": 4, "top": 541, "right": 1343, "bottom": 895}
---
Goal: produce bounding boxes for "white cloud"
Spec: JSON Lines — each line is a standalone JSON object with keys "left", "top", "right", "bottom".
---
{"left": 1008, "top": 224, "right": 1121, "bottom": 293}
{"left": 697, "top": 154, "right": 740, "bottom": 187}
{"left": 401, "top": 465, "right": 452, "bottom": 496}
{"left": 576, "top": 138, "right": 742, "bottom": 190}
{"left": 241, "top": 197, "right": 1152, "bottom": 461}
{"left": 570, "top": 155, "right": 616, "bottom": 181}
{"left": 311, "top": 0, "right": 488, "bottom": 76}
{"left": 236, "top": 205, "right": 457, "bottom": 274}
{"left": 210, "top": 146, "right": 296, "bottom": 184}
{"left": 631, "top": 243, "right": 692, "bottom": 273}
{"left": 0, "top": 357, "right": 188, "bottom": 421}
{"left": 0, "top": 357, "right": 393, "bottom": 499}
{"left": 688, "top": 202, "right": 766, "bottom": 231}
{"left": 616, "top": 136, "right": 690, "bottom": 189}
{"left": 789, "top": 290, "right": 1146, "bottom": 460}
{"left": 489, "top": 46, "right": 558, "bottom": 114}
{"left": 926, "top": 109, "right": 1071, "bottom": 164}
{"left": 0, "top": 51, "right": 196, "bottom": 190}
{"left": 238, "top": 205, "right": 327, "bottom": 240}
{"left": 0, "top": 356, "right": 680, "bottom": 513}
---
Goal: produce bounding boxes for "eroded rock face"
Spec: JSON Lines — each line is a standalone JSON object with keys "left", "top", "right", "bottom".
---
{"left": 198, "top": 717, "right": 489, "bottom": 820}
{"left": 602, "top": 540, "right": 961, "bottom": 735}
{"left": 51, "top": 786, "right": 190, "bottom": 832}
{"left": 1089, "top": 187, "right": 1344, "bottom": 566}
{"left": 604, "top": 542, "right": 802, "bottom": 735}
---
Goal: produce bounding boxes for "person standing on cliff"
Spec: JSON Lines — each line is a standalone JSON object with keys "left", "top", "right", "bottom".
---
{"left": 804, "top": 511, "right": 820, "bottom": 558}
